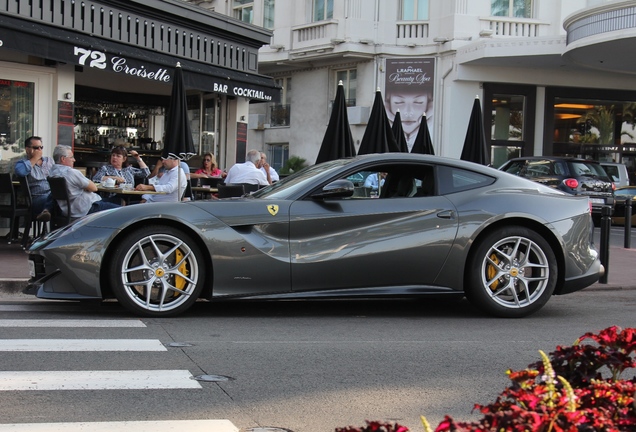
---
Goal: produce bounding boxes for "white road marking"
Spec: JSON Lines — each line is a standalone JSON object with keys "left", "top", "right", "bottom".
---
{"left": 0, "top": 370, "right": 202, "bottom": 390}
{"left": 0, "top": 319, "right": 145, "bottom": 328}
{"left": 0, "top": 420, "right": 237, "bottom": 431}
{"left": 0, "top": 339, "right": 166, "bottom": 351}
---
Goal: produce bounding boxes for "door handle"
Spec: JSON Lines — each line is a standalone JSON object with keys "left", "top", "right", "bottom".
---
{"left": 437, "top": 210, "right": 455, "bottom": 219}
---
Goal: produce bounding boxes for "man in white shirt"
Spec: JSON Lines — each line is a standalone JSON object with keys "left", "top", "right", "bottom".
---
{"left": 260, "top": 152, "right": 279, "bottom": 182}
{"left": 224, "top": 149, "right": 271, "bottom": 186}
{"left": 135, "top": 157, "right": 187, "bottom": 202}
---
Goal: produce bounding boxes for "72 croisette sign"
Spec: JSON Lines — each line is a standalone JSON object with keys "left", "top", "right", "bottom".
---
{"left": 72, "top": 46, "right": 272, "bottom": 101}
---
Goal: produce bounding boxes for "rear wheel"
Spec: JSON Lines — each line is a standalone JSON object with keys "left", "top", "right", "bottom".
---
{"left": 108, "top": 225, "right": 205, "bottom": 317}
{"left": 465, "top": 226, "right": 557, "bottom": 318}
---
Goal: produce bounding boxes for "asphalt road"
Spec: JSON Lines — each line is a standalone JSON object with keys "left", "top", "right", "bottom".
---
{"left": 1, "top": 289, "right": 634, "bottom": 432}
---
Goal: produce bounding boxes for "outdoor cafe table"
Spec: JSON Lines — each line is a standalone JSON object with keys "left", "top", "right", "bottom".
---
{"left": 191, "top": 186, "right": 218, "bottom": 198}
{"left": 96, "top": 185, "right": 167, "bottom": 205}
{"left": 96, "top": 185, "right": 167, "bottom": 196}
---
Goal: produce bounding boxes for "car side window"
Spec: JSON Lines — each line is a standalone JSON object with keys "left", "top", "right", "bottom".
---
{"left": 437, "top": 165, "right": 495, "bottom": 195}
{"left": 341, "top": 164, "right": 436, "bottom": 199}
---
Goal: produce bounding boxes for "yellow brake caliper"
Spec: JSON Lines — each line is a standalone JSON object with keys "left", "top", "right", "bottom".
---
{"left": 487, "top": 253, "right": 500, "bottom": 291}
{"left": 173, "top": 249, "right": 189, "bottom": 296}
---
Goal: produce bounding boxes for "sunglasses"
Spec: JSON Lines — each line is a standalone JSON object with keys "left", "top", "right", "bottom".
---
{"left": 29, "top": 146, "right": 43, "bottom": 150}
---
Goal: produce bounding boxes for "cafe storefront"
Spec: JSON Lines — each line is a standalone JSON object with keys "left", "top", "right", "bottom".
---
{"left": 483, "top": 83, "right": 636, "bottom": 183}
{"left": 0, "top": 0, "right": 279, "bottom": 174}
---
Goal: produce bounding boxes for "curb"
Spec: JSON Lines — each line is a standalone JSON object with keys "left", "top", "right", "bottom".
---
{"left": 0, "top": 279, "right": 29, "bottom": 294}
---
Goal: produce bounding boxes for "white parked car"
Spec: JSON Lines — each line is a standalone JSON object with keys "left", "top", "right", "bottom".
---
{"left": 600, "top": 162, "right": 630, "bottom": 187}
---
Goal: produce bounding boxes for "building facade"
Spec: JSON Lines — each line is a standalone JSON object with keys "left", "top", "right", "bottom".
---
{"left": 0, "top": 0, "right": 278, "bottom": 174}
{"left": 189, "top": 0, "right": 636, "bottom": 178}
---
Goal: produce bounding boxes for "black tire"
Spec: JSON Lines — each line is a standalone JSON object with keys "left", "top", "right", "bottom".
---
{"left": 108, "top": 225, "right": 205, "bottom": 317}
{"left": 465, "top": 226, "right": 557, "bottom": 318}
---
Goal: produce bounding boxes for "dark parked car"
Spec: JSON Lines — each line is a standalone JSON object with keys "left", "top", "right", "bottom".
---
{"left": 26, "top": 154, "right": 602, "bottom": 318}
{"left": 499, "top": 156, "right": 615, "bottom": 224}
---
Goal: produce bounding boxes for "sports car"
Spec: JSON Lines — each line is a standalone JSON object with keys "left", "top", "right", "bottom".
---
{"left": 25, "top": 154, "right": 602, "bottom": 318}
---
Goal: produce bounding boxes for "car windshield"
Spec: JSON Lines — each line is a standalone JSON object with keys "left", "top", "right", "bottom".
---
{"left": 251, "top": 159, "right": 352, "bottom": 199}
{"left": 570, "top": 161, "right": 608, "bottom": 179}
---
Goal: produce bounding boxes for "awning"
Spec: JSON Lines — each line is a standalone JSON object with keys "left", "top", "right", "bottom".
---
{"left": 0, "top": 15, "right": 280, "bottom": 102}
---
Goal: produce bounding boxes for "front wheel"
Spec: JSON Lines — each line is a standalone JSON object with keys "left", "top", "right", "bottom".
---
{"left": 465, "top": 226, "right": 557, "bottom": 318}
{"left": 108, "top": 225, "right": 205, "bottom": 317}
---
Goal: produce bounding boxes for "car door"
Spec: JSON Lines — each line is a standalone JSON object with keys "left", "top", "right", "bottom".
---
{"left": 287, "top": 171, "right": 459, "bottom": 292}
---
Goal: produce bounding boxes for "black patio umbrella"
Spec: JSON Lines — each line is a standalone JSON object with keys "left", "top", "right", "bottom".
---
{"left": 162, "top": 62, "right": 196, "bottom": 161}
{"left": 391, "top": 110, "right": 409, "bottom": 153}
{"left": 315, "top": 80, "right": 356, "bottom": 164}
{"left": 460, "top": 96, "right": 490, "bottom": 166}
{"left": 358, "top": 88, "right": 400, "bottom": 155}
{"left": 411, "top": 114, "right": 434, "bottom": 155}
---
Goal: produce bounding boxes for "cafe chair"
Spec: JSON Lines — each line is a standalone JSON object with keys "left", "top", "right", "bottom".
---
{"left": 217, "top": 184, "right": 245, "bottom": 198}
{"left": 197, "top": 177, "right": 222, "bottom": 188}
{"left": 182, "top": 180, "right": 195, "bottom": 201}
{"left": 47, "top": 177, "right": 75, "bottom": 229}
{"left": 0, "top": 173, "right": 32, "bottom": 247}
{"left": 240, "top": 183, "right": 261, "bottom": 194}
{"left": 17, "top": 175, "right": 48, "bottom": 242}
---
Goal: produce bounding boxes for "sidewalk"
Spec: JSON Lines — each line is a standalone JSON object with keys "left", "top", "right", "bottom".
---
{"left": 1, "top": 241, "right": 635, "bottom": 294}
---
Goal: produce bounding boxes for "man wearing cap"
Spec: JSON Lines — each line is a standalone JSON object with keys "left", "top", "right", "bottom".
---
{"left": 135, "top": 156, "right": 187, "bottom": 203}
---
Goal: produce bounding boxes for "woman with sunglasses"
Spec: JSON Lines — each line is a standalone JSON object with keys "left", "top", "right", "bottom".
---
{"left": 92, "top": 145, "right": 150, "bottom": 203}
{"left": 190, "top": 152, "right": 224, "bottom": 179}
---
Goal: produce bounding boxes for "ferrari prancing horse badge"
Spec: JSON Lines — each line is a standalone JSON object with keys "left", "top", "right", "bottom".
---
{"left": 267, "top": 204, "right": 279, "bottom": 216}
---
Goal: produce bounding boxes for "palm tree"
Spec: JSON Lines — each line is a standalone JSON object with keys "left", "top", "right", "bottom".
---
{"left": 578, "top": 105, "right": 615, "bottom": 145}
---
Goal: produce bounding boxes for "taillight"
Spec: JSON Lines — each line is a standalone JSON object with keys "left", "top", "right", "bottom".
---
{"left": 564, "top": 178, "right": 579, "bottom": 189}
{"left": 588, "top": 198, "right": 593, "bottom": 214}
{"left": 612, "top": 182, "right": 616, "bottom": 191}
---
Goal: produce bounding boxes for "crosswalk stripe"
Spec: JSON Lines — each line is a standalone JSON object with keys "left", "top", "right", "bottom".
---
{"left": 0, "top": 420, "right": 237, "bottom": 431}
{"left": 0, "top": 370, "right": 202, "bottom": 390}
{"left": 0, "top": 339, "right": 166, "bottom": 351}
{"left": 0, "top": 319, "right": 145, "bottom": 328}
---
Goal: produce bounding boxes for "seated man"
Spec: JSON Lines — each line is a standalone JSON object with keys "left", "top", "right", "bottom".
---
{"left": 14, "top": 136, "right": 54, "bottom": 222}
{"left": 135, "top": 156, "right": 187, "bottom": 203}
{"left": 49, "top": 145, "right": 120, "bottom": 217}
{"left": 224, "top": 149, "right": 271, "bottom": 186}
{"left": 363, "top": 172, "right": 386, "bottom": 190}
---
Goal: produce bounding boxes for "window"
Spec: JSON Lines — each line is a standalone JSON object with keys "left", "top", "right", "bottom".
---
{"left": 491, "top": 0, "right": 532, "bottom": 18}
{"left": 313, "top": 0, "right": 333, "bottom": 22}
{"left": 336, "top": 69, "right": 357, "bottom": 107}
{"left": 0, "top": 79, "right": 34, "bottom": 156}
{"left": 553, "top": 99, "right": 626, "bottom": 146}
{"left": 401, "top": 0, "right": 429, "bottom": 20}
{"left": 264, "top": 0, "right": 275, "bottom": 29}
{"left": 268, "top": 143, "right": 289, "bottom": 172}
{"left": 484, "top": 84, "right": 536, "bottom": 167}
{"left": 269, "top": 77, "right": 291, "bottom": 127}
{"left": 233, "top": 0, "right": 253, "bottom": 24}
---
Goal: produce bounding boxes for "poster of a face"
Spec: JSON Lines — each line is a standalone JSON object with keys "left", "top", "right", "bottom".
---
{"left": 384, "top": 58, "right": 435, "bottom": 150}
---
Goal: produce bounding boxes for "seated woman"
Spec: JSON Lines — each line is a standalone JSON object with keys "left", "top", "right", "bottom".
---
{"left": 190, "top": 152, "right": 224, "bottom": 180}
{"left": 92, "top": 146, "right": 150, "bottom": 204}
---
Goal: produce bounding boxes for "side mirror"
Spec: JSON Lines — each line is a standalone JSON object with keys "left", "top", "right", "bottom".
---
{"left": 312, "top": 179, "right": 355, "bottom": 199}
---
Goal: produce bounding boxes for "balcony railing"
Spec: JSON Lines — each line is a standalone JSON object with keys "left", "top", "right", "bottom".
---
{"left": 480, "top": 17, "right": 547, "bottom": 37}
{"left": 291, "top": 20, "right": 339, "bottom": 51}
{"left": 0, "top": 0, "right": 259, "bottom": 72}
{"left": 396, "top": 21, "right": 429, "bottom": 45}
{"left": 268, "top": 104, "right": 290, "bottom": 127}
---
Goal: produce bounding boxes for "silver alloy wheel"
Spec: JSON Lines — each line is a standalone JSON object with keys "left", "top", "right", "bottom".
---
{"left": 479, "top": 235, "right": 550, "bottom": 309}
{"left": 119, "top": 233, "right": 200, "bottom": 313}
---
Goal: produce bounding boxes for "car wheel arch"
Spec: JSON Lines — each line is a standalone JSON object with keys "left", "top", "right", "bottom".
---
{"left": 465, "top": 217, "right": 565, "bottom": 291}
{"left": 99, "top": 219, "right": 214, "bottom": 300}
